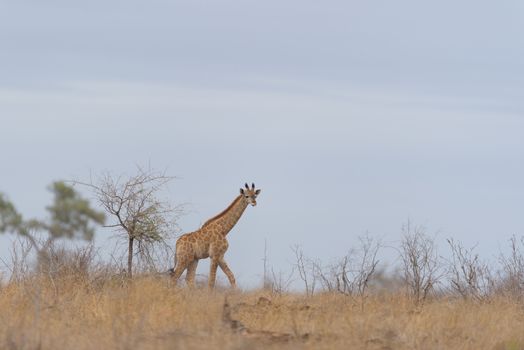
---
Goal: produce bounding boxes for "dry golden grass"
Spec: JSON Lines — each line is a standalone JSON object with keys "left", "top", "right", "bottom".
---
{"left": 1, "top": 274, "right": 524, "bottom": 350}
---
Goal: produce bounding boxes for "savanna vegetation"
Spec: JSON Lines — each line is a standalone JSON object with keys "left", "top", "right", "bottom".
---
{"left": 1, "top": 169, "right": 524, "bottom": 349}
{"left": 1, "top": 243, "right": 524, "bottom": 350}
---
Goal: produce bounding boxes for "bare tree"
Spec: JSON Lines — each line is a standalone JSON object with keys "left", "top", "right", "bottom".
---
{"left": 498, "top": 235, "right": 524, "bottom": 298}
{"left": 292, "top": 245, "right": 317, "bottom": 296}
{"left": 313, "top": 234, "right": 380, "bottom": 299}
{"left": 77, "top": 166, "right": 181, "bottom": 277}
{"left": 350, "top": 234, "right": 381, "bottom": 297}
{"left": 399, "top": 221, "right": 442, "bottom": 304}
{"left": 269, "top": 267, "right": 296, "bottom": 295}
{"left": 261, "top": 239, "right": 271, "bottom": 289}
{"left": 0, "top": 236, "right": 33, "bottom": 284}
{"left": 446, "top": 238, "right": 494, "bottom": 301}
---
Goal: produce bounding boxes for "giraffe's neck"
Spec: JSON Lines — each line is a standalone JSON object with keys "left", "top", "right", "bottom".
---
{"left": 202, "top": 194, "right": 249, "bottom": 235}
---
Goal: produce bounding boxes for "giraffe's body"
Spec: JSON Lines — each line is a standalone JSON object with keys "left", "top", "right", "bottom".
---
{"left": 171, "top": 183, "right": 261, "bottom": 288}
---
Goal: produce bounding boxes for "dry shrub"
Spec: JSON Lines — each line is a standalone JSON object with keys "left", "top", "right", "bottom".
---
{"left": 497, "top": 235, "right": 524, "bottom": 299}
{"left": 313, "top": 234, "right": 380, "bottom": 298}
{"left": 446, "top": 238, "right": 494, "bottom": 301}
{"left": 37, "top": 241, "right": 95, "bottom": 280}
{"left": 399, "top": 222, "right": 443, "bottom": 304}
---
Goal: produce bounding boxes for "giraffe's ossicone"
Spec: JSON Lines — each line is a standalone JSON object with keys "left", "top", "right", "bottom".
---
{"left": 171, "top": 183, "right": 261, "bottom": 288}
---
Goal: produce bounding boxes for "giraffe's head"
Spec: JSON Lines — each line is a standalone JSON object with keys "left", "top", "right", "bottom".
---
{"left": 240, "top": 183, "right": 261, "bottom": 207}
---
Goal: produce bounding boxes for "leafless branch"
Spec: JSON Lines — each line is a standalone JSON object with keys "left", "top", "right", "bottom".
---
{"left": 446, "top": 238, "right": 494, "bottom": 301}
{"left": 74, "top": 166, "right": 183, "bottom": 277}
{"left": 399, "top": 221, "right": 443, "bottom": 304}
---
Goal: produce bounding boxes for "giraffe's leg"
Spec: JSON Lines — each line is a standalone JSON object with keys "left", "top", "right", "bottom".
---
{"left": 185, "top": 260, "right": 198, "bottom": 288}
{"left": 218, "top": 258, "right": 236, "bottom": 288}
{"left": 208, "top": 258, "right": 219, "bottom": 289}
{"left": 171, "top": 258, "right": 189, "bottom": 285}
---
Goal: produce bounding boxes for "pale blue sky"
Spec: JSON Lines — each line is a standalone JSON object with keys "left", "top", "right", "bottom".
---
{"left": 1, "top": 1, "right": 523, "bottom": 286}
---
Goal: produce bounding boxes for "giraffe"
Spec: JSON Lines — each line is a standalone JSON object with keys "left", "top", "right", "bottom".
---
{"left": 171, "top": 183, "right": 261, "bottom": 288}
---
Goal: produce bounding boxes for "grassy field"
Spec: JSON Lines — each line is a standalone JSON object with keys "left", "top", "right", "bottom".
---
{"left": 1, "top": 273, "right": 524, "bottom": 350}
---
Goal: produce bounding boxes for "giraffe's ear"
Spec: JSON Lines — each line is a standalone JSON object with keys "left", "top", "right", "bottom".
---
{"left": 255, "top": 189, "right": 261, "bottom": 195}
{"left": 240, "top": 188, "right": 245, "bottom": 195}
